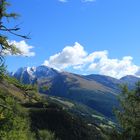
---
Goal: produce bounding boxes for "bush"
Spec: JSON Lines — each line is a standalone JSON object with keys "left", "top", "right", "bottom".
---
{"left": 38, "top": 130, "right": 58, "bottom": 140}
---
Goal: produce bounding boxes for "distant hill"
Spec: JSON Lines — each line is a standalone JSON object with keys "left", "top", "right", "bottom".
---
{"left": 85, "top": 74, "right": 122, "bottom": 93}
{"left": 12, "top": 66, "right": 140, "bottom": 120}
{"left": 120, "top": 75, "right": 140, "bottom": 89}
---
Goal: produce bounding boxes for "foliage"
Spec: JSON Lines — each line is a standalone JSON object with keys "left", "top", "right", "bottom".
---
{"left": 0, "top": 89, "right": 35, "bottom": 140}
{"left": 40, "top": 85, "right": 49, "bottom": 93}
{"left": 106, "top": 82, "right": 140, "bottom": 140}
{"left": 0, "top": 64, "right": 6, "bottom": 80}
{"left": 0, "top": 0, "right": 29, "bottom": 77}
{"left": 38, "top": 130, "right": 58, "bottom": 140}
{"left": 4, "top": 75, "right": 41, "bottom": 102}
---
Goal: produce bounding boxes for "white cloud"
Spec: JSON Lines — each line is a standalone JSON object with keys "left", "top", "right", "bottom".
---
{"left": 58, "top": 0, "right": 68, "bottom": 3}
{"left": 88, "top": 56, "right": 139, "bottom": 78}
{"left": 43, "top": 42, "right": 140, "bottom": 78}
{"left": 44, "top": 42, "right": 87, "bottom": 70}
{"left": 3, "top": 40, "right": 35, "bottom": 57}
{"left": 82, "top": 0, "right": 96, "bottom": 2}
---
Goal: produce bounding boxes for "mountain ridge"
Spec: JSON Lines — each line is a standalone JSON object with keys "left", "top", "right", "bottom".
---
{"left": 12, "top": 66, "right": 140, "bottom": 119}
{"left": 12, "top": 65, "right": 140, "bottom": 81}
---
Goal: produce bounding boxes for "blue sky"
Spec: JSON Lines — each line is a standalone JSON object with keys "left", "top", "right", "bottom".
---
{"left": 5, "top": 0, "right": 140, "bottom": 78}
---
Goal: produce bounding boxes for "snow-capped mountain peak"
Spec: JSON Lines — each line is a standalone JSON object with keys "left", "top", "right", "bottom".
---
{"left": 27, "top": 67, "right": 36, "bottom": 78}
{"left": 12, "top": 65, "right": 59, "bottom": 84}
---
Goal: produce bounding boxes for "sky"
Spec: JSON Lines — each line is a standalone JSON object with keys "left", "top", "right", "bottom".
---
{"left": 4, "top": 0, "right": 140, "bottom": 78}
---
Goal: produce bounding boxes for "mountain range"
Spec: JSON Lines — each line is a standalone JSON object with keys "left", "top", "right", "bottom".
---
{"left": 12, "top": 65, "right": 140, "bottom": 120}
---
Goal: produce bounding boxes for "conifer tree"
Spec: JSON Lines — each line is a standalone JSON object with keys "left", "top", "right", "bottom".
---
{"left": 116, "top": 82, "right": 140, "bottom": 139}
{"left": 0, "top": 0, "right": 29, "bottom": 70}
{"left": 106, "top": 82, "right": 140, "bottom": 140}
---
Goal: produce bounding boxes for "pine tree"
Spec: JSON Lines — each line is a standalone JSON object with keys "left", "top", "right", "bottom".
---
{"left": 106, "top": 82, "right": 140, "bottom": 140}
{"left": 0, "top": 1, "right": 35, "bottom": 139}
{"left": 0, "top": 0, "right": 29, "bottom": 71}
{"left": 116, "top": 82, "right": 140, "bottom": 139}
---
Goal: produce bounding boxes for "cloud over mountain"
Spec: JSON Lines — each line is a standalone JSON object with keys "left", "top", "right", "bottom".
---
{"left": 43, "top": 42, "right": 140, "bottom": 78}
{"left": 44, "top": 42, "right": 87, "bottom": 70}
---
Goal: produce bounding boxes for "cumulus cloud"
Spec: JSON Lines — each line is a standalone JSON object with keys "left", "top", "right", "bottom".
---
{"left": 88, "top": 56, "right": 139, "bottom": 78}
{"left": 43, "top": 42, "right": 140, "bottom": 78}
{"left": 44, "top": 42, "right": 87, "bottom": 70}
{"left": 4, "top": 40, "right": 35, "bottom": 57}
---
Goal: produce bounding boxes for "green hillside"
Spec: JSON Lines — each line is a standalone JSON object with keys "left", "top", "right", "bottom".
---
{"left": 39, "top": 72, "right": 119, "bottom": 119}
{"left": 0, "top": 76, "right": 105, "bottom": 140}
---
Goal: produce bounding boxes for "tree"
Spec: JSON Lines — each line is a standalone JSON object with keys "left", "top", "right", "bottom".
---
{"left": 0, "top": 0, "right": 31, "bottom": 126}
{"left": 0, "top": 89, "right": 35, "bottom": 140}
{"left": 106, "top": 82, "right": 140, "bottom": 140}
{"left": 0, "top": 1, "right": 36, "bottom": 139}
{"left": 38, "top": 130, "right": 57, "bottom": 140}
{"left": 0, "top": 0, "right": 29, "bottom": 72}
